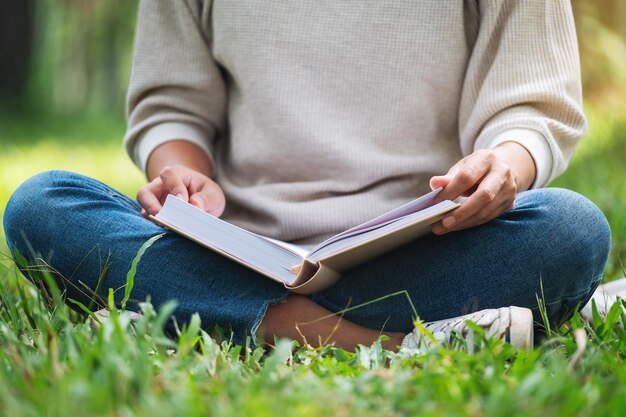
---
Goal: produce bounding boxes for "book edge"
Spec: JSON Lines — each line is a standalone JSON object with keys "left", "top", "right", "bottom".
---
{"left": 149, "top": 215, "right": 298, "bottom": 286}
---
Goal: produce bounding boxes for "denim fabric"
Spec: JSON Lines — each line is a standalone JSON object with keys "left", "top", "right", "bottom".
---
{"left": 3, "top": 171, "right": 611, "bottom": 345}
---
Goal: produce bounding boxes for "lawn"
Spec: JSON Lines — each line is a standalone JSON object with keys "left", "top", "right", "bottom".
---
{"left": 0, "top": 108, "right": 626, "bottom": 416}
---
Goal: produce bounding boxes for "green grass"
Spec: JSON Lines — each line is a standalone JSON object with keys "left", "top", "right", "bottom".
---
{"left": 0, "top": 114, "right": 145, "bottom": 256}
{"left": 0, "top": 108, "right": 626, "bottom": 416}
{"left": 1, "top": 257, "right": 626, "bottom": 417}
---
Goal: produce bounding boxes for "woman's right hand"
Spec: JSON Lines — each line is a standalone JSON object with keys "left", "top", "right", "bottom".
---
{"left": 137, "top": 140, "right": 226, "bottom": 217}
{"left": 137, "top": 165, "right": 226, "bottom": 217}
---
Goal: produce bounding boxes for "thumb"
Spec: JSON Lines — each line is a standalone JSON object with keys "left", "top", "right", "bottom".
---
{"left": 430, "top": 175, "right": 453, "bottom": 190}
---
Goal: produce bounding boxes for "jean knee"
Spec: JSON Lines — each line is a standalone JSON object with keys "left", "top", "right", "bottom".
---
{"left": 550, "top": 188, "right": 610, "bottom": 275}
{"left": 3, "top": 170, "right": 78, "bottom": 253}
{"left": 525, "top": 188, "right": 611, "bottom": 296}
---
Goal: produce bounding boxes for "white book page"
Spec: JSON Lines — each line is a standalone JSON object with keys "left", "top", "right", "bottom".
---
{"left": 307, "top": 188, "right": 444, "bottom": 256}
{"left": 307, "top": 199, "right": 457, "bottom": 261}
{"left": 263, "top": 237, "right": 310, "bottom": 258}
{"left": 155, "top": 195, "right": 303, "bottom": 284}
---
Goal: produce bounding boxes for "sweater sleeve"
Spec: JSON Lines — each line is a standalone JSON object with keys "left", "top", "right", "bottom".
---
{"left": 459, "top": 0, "right": 587, "bottom": 188}
{"left": 123, "top": 0, "right": 226, "bottom": 175}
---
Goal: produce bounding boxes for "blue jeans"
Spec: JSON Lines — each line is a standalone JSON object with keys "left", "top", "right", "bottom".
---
{"left": 3, "top": 171, "right": 612, "bottom": 345}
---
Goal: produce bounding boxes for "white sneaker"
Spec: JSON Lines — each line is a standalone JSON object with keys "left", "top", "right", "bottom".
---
{"left": 402, "top": 306, "right": 534, "bottom": 352}
{"left": 88, "top": 308, "right": 143, "bottom": 328}
{"left": 580, "top": 278, "right": 626, "bottom": 322}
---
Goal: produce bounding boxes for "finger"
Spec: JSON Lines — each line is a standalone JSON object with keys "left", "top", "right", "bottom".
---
{"left": 187, "top": 173, "right": 209, "bottom": 210}
{"left": 159, "top": 166, "right": 190, "bottom": 201}
{"left": 429, "top": 174, "right": 453, "bottom": 191}
{"left": 434, "top": 171, "right": 514, "bottom": 233}
{"left": 451, "top": 179, "right": 503, "bottom": 225}
{"left": 189, "top": 180, "right": 226, "bottom": 217}
{"left": 440, "top": 197, "right": 516, "bottom": 233}
{"left": 430, "top": 157, "right": 468, "bottom": 190}
{"left": 137, "top": 178, "right": 165, "bottom": 215}
{"left": 431, "top": 214, "right": 455, "bottom": 235}
{"left": 437, "top": 151, "right": 493, "bottom": 201}
{"left": 432, "top": 199, "right": 500, "bottom": 235}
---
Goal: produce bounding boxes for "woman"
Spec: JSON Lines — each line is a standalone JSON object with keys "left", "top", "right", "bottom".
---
{"left": 3, "top": 1, "right": 611, "bottom": 351}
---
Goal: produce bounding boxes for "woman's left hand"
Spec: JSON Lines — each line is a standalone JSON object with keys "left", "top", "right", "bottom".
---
{"left": 429, "top": 141, "right": 536, "bottom": 234}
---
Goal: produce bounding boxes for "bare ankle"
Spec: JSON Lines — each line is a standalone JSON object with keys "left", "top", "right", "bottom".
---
{"left": 259, "top": 294, "right": 406, "bottom": 351}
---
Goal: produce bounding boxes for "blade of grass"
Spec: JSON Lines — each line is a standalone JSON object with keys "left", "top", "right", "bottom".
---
{"left": 87, "top": 250, "right": 112, "bottom": 311}
{"left": 67, "top": 299, "right": 101, "bottom": 324}
{"left": 535, "top": 277, "right": 552, "bottom": 336}
{"left": 121, "top": 233, "right": 164, "bottom": 310}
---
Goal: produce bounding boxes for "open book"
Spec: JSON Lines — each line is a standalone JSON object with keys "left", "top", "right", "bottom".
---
{"left": 150, "top": 188, "right": 459, "bottom": 294}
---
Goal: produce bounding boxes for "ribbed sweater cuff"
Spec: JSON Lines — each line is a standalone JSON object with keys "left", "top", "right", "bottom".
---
{"left": 133, "top": 122, "right": 214, "bottom": 174}
{"left": 484, "top": 128, "right": 553, "bottom": 189}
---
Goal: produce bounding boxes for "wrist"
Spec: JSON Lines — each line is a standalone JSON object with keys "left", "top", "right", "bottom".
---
{"left": 146, "top": 140, "right": 213, "bottom": 180}
{"left": 492, "top": 141, "right": 536, "bottom": 192}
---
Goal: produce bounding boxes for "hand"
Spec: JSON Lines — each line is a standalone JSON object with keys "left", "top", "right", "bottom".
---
{"left": 429, "top": 142, "right": 535, "bottom": 234}
{"left": 137, "top": 165, "right": 226, "bottom": 217}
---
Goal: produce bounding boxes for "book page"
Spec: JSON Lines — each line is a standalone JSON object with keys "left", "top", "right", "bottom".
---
{"left": 306, "top": 188, "right": 444, "bottom": 257}
{"left": 263, "top": 237, "right": 310, "bottom": 259}
{"left": 155, "top": 195, "right": 303, "bottom": 284}
{"left": 307, "top": 199, "right": 457, "bottom": 262}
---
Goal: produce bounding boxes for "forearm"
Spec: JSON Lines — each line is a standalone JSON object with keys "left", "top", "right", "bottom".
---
{"left": 146, "top": 140, "right": 214, "bottom": 181}
{"left": 459, "top": 1, "right": 584, "bottom": 187}
{"left": 492, "top": 141, "right": 536, "bottom": 192}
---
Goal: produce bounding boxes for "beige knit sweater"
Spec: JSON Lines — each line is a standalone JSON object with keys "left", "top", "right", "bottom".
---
{"left": 124, "top": 0, "right": 586, "bottom": 246}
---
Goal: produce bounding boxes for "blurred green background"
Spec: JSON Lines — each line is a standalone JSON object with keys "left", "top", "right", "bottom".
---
{"left": 0, "top": 1, "right": 625, "bottom": 278}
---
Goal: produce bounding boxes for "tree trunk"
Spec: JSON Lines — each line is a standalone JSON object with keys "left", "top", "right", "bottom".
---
{"left": 0, "top": 0, "right": 35, "bottom": 101}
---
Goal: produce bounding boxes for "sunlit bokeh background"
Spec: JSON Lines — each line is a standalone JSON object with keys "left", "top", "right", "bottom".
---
{"left": 1, "top": 1, "right": 625, "bottom": 278}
